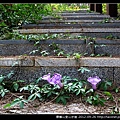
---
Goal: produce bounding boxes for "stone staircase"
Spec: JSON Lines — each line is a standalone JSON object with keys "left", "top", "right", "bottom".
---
{"left": 0, "top": 9, "right": 120, "bottom": 86}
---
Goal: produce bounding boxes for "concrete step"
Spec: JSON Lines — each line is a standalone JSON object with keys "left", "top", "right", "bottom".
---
{"left": 21, "top": 23, "right": 120, "bottom": 29}
{"left": 0, "top": 56, "right": 120, "bottom": 67}
{"left": 42, "top": 15, "right": 110, "bottom": 20}
{"left": 37, "top": 11, "right": 118, "bottom": 24}
{"left": 1, "top": 10, "right": 120, "bottom": 86}
{"left": 58, "top": 12, "right": 102, "bottom": 16}
{"left": 0, "top": 39, "right": 120, "bottom": 57}
{"left": 58, "top": 10, "right": 93, "bottom": 13}
{"left": 69, "top": 33, "right": 120, "bottom": 38}
{"left": 0, "top": 56, "right": 119, "bottom": 86}
{"left": 14, "top": 28, "right": 120, "bottom": 34}
{"left": 43, "top": 14, "right": 110, "bottom": 18}
{"left": 37, "top": 19, "right": 120, "bottom": 24}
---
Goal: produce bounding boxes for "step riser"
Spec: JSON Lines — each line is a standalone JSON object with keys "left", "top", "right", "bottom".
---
{"left": 2, "top": 57, "right": 120, "bottom": 67}
{"left": 72, "top": 33, "right": 120, "bottom": 38}
{"left": 58, "top": 11, "right": 102, "bottom": 15}
{"left": 42, "top": 17, "right": 110, "bottom": 20}
{"left": 0, "top": 57, "right": 120, "bottom": 85}
{"left": 15, "top": 28, "right": 120, "bottom": 34}
{"left": 59, "top": 13, "right": 101, "bottom": 15}
{"left": 0, "top": 40, "right": 120, "bottom": 56}
{"left": 43, "top": 15, "right": 110, "bottom": 19}
{"left": 38, "top": 20, "right": 120, "bottom": 23}
{"left": 21, "top": 23, "right": 120, "bottom": 29}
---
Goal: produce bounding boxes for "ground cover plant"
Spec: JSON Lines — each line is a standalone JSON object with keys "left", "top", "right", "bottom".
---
{"left": 0, "top": 3, "right": 82, "bottom": 40}
{"left": 0, "top": 66, "right": 120, "bottom": 114}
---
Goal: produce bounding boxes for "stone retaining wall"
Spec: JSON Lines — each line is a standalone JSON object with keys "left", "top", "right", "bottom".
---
{"left": 0, "top": 56, "right": 119, "bottom": 85}
{"left": 0, "top": 39, "right": 120, "bottom": 56}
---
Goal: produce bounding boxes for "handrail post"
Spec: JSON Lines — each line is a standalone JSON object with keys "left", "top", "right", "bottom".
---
{"left": 106, "top": 4, "right": 118, "bottom": 17}
{"left": 90, "top": 4, "right": 95, "bottom": 11}
{"left": 94, "top": 4, "right": 102, "bottom": 13}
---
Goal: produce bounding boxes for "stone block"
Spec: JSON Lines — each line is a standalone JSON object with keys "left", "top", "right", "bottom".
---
{"left": 80, "top": 57, "right": 120, "bottom": 67}
{"left": 35, "top": 57, "right": 80, "bottom": 67}
{"left": 0, "top": 56, "right": 34, "bottom": 66}
{"left": 14, "top": 28, "right": 120, "bottom": 34}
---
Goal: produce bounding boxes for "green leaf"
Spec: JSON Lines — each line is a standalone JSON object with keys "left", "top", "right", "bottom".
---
{"left": 103, "top": 91, "right": 113, "bottom": 100}
{"left": 76, "top": 89, "right": 80, "bottom": 95}
{"left": 85, "top": 88, "right": 94, "bottom": 94}
{"left": 20, "top": 101, "right": 24, "bottom": 109}
{"left": 13, "top": 83, "right": 19, "bottom": 91}
{"left": 114, "top": 88, "right": 119, "bottom": 93}
{"left": 0, "top": 76, "right": 5, "bottom": 83}
{"left": 35, "top": 77, "right": 42, "bottom": 84}
{"left": 20, "top": 86, "right": 28, "bottom": 92}
{"left": 55, "top": 96, "right": 61, "bottom": 103}
{"left": 106, "top": 81, "right": 112, "bottom": 86}
{"left": 7, "top": 71, "right": 14, "bottom": 79}
{"left": 10, "top": 99, "right": 21, "bottom": 106}
{"left": 35, "top": 92, "right": 41, "bottom": 98}
{"left": 28, "top": 94, "right": 35, "bottom": 101}
{"left": 17, "top": 80, "right": 25, "bottom": 83}
{"left": 86, "top": 96, "right": 93, "bottom": 104}
{"left": 60, "top": 96, "right": 67, "bottom": 105}
{"left": 3, "top": 103, "right": 11, "bottom": 108}
{"left": 80, "top": 88, "right": 86, "bottom": 93}
{"left": 12, "top": 62, "right": 19, "bottom": 67}
{"left": 103, "top": 91, "right": 112, "bottom": 97}
{"left": 1, "top": 91, "right": 5, "bottom": 97}
{"left": 0, "top": 22, "right": 7, "bottom": 27}
{"left": 99, "top": 98, "right": 106, "bottom": 106}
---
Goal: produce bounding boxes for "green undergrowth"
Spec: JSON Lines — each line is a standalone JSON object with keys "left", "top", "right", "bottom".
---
{"left": 0, "top": 3, "right": 83, "bottom": 40}
{"left": 0, "top": 65, "right": 119, "bottom": 114}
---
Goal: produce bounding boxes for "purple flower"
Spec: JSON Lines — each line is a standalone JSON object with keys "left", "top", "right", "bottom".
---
{"left": 42, "top": 73, "right": 63, "bottom": 88}
{"left": 87, "top": 76, "right": 101, "bottom": 90}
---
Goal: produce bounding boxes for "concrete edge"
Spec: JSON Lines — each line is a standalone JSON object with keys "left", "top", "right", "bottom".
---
{"left": 14, "top": 28, "right": 120, "bottom": 34}
{"left": 0, "top": 39, "right": 120, "bottom": 45}
{"left": 0, "top": 56, "right": 119, "bottom": 67}
{"left": 38, "top": 19, "right": 120, "bottom": 23}
{"left": 21, "top": 23, "right": 120, "bottom": 29}
{"left": 0, "top": 56, "right": 35, "bottom": 66}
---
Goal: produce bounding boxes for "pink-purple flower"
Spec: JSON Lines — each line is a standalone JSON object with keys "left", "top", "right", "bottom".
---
{"left": 87, "top": 76, "right": 101, "bottom": 90}
{"left": 42, "top": 73, "right": 63, "bottom": 88}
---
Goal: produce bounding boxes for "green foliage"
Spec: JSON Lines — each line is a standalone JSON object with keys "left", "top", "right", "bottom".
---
{"left": 0, "top": 71, "right": 15, "bottom": 97}
{"left": 86, "top": 94, "right": 106, "bottom": 106}
{"left": 4, "top": 96, "right": 28, "bottom": 109}
{"left": 2, "top": 74, "right": 118, "bottom": 110}
{"left": 0, "top": 4, "right": 55, "bottom": 39}
{"left": 72, "top": 80, "right": 87, "bottom": 96}
{"left": 73, "top": 53, "right": 82, "bottom": 59}
{"left": 49, "top": 3, "right": 81, "bottom": 12}
{"left": 78, "top": 67, "right": 90, "bottom": 73}
{"left": 0, "top": 3, "right": 82, "bottom": 40}
{"left": 102, "top": 4, "right": 107, "bottom": 14}
{"left": 20, "top": 84, "right": 40, "bottom": 94}
{"left": 0, "top": 86, "right": 9, "bottom": 97}
{"left": 103, "top": 91, "right": 113, "bottom": 100}
{"left": 0, "top": 4, "right": 54, "bottom": 27}
{"left": 98, "top": 80, "right": 112, "bottom": 91}
{"left": 11, "top": 80, "right": 25, "bottom": 92}
{"left": 41, "top": 84, "right": 59, "bottom": 98}
{"left": 55, "top": 91, "right": 70, "bottom": 105}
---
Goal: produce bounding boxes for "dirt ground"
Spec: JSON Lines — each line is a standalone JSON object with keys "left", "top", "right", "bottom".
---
{"left": 0, "top": 91, "right": 120, "bottom": 115}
